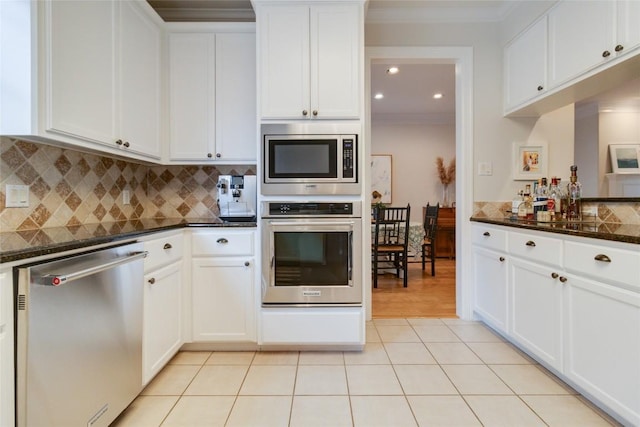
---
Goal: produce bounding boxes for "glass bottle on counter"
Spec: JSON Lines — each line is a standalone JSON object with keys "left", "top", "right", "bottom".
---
{"left": 566, "top": 165, "right": 582, "bottom": 221}
{"left": 512, "top": 190, "right": 523, "bottom": 219}
{"left": 518, "top": 184, "right": 534, "bottom": 220}
{"left": 533, "top": 177, "right": 548, "bottom": 219}
{"left": 547, "top": 177, "right": 563, "bottom": 221}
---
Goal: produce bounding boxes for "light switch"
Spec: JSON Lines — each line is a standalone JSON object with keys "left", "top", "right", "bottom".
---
{"left": 6, "top": 184, "right": 29, "bottom": 207}
{"left": 478, "top": 162, "right": 493, "bottom": 176}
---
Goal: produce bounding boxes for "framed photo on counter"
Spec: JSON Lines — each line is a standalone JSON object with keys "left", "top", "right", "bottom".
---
{"left": 609, "top": 144, "right": 640, "bottom": 173}
{"left": 513, "top": 142, "right": 548, "bottom": 180}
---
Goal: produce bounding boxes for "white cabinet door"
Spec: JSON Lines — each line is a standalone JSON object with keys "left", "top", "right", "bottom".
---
{"left": 617, "top": 0, "right": 640, "bottom": 55}
{"left": 548, "top": 0, "right": 616, "bottom": 87}
{"left": 509, "top": 257, "right": 564, "bottom": 370}
{"left": 504, "top": 17, "right": 547, "bottom": 111}
{"left": 310, "top": 4, "right": 360, "bottom": 119}
{"left": 192, "top": 258, "right": 256, "bottom": 342}
{"left": 168, "top": 30, "right": 257, "bottom": 163}
{"left": 259, "top": 4, "right": 309, "bottom": 119}
{"left": 473, "top": 247, "right": 508, "bottom": 333}
{"left": 119, "top": 1, "right": 162, "bottom": 160}
{"left": 169, "top": 33, "right": 216, "bottom": 161}
{"left": 47, "top": 0, "right": 116, "bottom": 144}
{"left": 258, "top": 3, "right": 360, "bottom": 119}
{"left": 564, "top": 274, "right": 640, "bottom": 426}
{"left": 143, "top": 261, "right": 183, "bottom": 385}
{"left": 0, "top": 269, "right": 14, "bottom": 427}
{"left": 215, "top": 33, "right": 257, "bottom": 162}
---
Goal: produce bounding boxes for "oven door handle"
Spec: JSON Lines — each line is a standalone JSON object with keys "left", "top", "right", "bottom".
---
{"left": 268, "top": 220, "right": 356, "bottom": 227}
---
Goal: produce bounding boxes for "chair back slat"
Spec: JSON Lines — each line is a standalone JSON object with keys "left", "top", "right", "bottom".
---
{"left": 373, "top": 204, "right": 411, "bottom": 246}
{"left": 423, "top": 203, "right": 439, "bottom": 239}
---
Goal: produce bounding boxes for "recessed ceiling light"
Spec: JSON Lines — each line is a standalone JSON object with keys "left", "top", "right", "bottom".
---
{"left": 386, "top": 67, "right": 399, "bottom": 75}
{"left": 374, "top": 93, "right": 384, "bottom": 99}
{"left": 433, "top": 93, "right": 444, "bottom": 99}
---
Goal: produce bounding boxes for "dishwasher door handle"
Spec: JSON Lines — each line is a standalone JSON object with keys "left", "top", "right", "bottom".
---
{"left": 41, "top": 250, "right": 148, "bottom": 286}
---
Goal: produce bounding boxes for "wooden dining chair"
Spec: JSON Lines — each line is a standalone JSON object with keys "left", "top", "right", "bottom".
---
{"left": 422, "top": 203, "right": 439, "bottom": 276}
{"left": 372, "top": 204, "right": 411, "bottom": 288}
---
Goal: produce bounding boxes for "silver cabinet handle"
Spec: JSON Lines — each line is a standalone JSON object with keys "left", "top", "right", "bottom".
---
{"left": 525, "top": 240, "right": 536, "bottom": 247}
{"left": 216, "top": 238, "right": 229, "bottom": 244}
{"left": 42, "top": 251, "right": 148, "bottom": 286}
{"left": 594, "top": 254, "right": 611, "bottom": 263}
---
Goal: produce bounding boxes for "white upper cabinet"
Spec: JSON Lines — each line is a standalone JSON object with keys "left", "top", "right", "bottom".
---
{"left": 257, "top": 3, "right": 361, "bottom": 119}
{"left": 548, "top": 0, "right": 615, "bottom": 88}
{"left": 504, "top": 17, "right": 547, "bottom": 111}
{"left": 1, "top": 0, "right": 163, "bottom": 161}
{"left": 47, "top": 0, "right": 162, "bottom": 159}
{"left": 504, "top": 0, "right": 640, "bottom": 116}
{"left": 167, "top": 25, "right": 256, "bottom": 163}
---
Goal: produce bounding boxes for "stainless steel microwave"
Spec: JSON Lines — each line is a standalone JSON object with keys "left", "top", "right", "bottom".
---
{"left": 261, "top": 123, "right": 360, "bottom": 196}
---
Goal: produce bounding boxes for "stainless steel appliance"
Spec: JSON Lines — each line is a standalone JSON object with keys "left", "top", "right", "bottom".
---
{"left": 261, "top": 123, "right": 360, "bottom": 195}
{"left": 15, "top": 242, "right": 147, "bottom": 427}
{"left": 261, "top": 201, "right": 362, "bottom": 305}
{"left": 217, "top": 174, "right": 257, "bottom": 222}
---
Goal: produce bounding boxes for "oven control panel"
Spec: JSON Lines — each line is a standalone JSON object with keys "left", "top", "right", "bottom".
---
{"left": 263, "top": 202, "right": 360, "bottom": 217}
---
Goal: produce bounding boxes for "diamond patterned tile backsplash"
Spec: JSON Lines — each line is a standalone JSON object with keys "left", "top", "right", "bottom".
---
{"left": 0, "top": 137, "right": 255, "bottom": 231}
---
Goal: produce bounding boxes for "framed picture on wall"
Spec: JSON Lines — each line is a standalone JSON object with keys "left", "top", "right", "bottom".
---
{"left": 371, "top": 155, "right": 392, "bottom": 203}
{"left": 609, "top": 144, "right": 640, "bottom": 173}
{"left": 512, "top": 142, "right": 548, "bottom": 180}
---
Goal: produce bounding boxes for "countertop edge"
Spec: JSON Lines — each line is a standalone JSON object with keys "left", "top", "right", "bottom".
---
{"left": 0, "top": 220, "right": 257, "bottom": 264}
{"left": 470, "top": 217, "right": 640, "bottom": 245}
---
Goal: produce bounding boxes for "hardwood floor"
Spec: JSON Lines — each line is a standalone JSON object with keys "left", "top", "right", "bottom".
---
{"left": 372, "top": 259, "right": 456, "bottom": 318}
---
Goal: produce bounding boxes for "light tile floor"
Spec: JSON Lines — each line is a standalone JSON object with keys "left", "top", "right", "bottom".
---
{"left": 112, "top": 318, "right": 620, "bottom": 427}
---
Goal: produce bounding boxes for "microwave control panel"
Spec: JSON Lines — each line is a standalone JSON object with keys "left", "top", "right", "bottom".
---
{"left": 343, "top": 138, "right": 355, "bottom": 179}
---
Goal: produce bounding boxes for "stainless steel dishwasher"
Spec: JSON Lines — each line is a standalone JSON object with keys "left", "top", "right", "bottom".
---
{"left": 15, "top": 242, "right": 147, "bottom": 427}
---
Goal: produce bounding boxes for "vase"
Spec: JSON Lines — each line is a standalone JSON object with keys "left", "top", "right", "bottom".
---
{"left": 442, "top": 184, "right": 450, "bottom": 207}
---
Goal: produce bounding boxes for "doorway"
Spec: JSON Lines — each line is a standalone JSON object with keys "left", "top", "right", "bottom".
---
{"left": 364, "top": 47, "right": 474, "bottom": 321}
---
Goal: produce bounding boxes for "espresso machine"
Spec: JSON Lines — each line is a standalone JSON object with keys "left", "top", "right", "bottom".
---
{"left": 216, "top": 175, "right": 257, "bottom": 222}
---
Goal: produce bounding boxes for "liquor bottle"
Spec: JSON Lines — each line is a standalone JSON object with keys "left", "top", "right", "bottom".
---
{"left": 547, "top": 177, "right": 562, "bottom": 220}
{"left": 518, "top": 184, "right": 534, "bottom": 220}
{"left": 534, "top": 177, "right": 548, "bottom": 218}
{"left": 511, "top": 190, "right": 523, "bottom": 218}
{"left": 566, "top": 165, "right": 582, "bottom": 221}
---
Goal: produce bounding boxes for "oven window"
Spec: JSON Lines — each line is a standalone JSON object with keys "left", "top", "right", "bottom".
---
{"left": 274, "top": 231, "right": 349, "bottom": 286}
{"left": 269, "top": 139, "right": 338, "bottom": 178}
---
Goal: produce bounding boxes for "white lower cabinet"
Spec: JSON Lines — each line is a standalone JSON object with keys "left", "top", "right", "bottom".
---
{"left": 509, "top": 257, "right": 563, "bottom": 371}
{"left": 564, "top": 273, "right": 640, "bottom": 426}
{"left": 190, "top": 230, "right": 256, "bottom": 342}
{"left": 473, "top": 223, "right": 640, "bottom": 425}
{"left": 0, "top": 268, "right": 14, "bottom": 427}
{"left": 473, "top": 246, "right": 508, "bottom": 334}
{"left": 142, "top": 231, "right": 184, "bottom": 385}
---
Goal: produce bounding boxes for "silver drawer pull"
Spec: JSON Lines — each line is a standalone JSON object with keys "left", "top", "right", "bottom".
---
{"left": 163, "top": 243, "right": 172, "bottom": 250}
{"left": 594, "top": 254, "right": 611, "bottom": 263}
{"left": 483, "top": 231, "right": 490, "bottom": 236}
{"left": 525, "top": 240, "right": 536, "bottom": 247}
{"left": 216, "top": 238, "right": 229, "bottom": 244}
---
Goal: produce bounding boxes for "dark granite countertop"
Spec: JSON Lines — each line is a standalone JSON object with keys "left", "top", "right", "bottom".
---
{"left": 0, "top": 218, "right": 257, "bottom": 263}
{"left": 471, "top": 216, "right": 640, "bottom": 245}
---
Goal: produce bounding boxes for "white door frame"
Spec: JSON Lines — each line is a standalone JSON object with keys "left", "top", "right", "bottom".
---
{"left": 364, "top": 46, "right": 474, "bottom": 320}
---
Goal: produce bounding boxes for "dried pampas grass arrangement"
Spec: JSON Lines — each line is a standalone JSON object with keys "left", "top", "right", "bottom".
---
{"left": 436, "top": 157, "right": 456, "bottom": 185}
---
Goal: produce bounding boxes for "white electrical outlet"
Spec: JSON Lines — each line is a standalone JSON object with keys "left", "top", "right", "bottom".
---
{"left": 478, "top": 162, "right": 493, "bottom": 176}
{"left": 6, "top": 184, "right": 29, "bottom": 207}
{"left": 122, "top": 190, "right": 131, "bottom": 205}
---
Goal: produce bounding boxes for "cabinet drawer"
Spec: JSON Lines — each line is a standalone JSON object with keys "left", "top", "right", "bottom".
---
{"left": 508, "top": 231, "right": 562, "bottom": 267}
{"left": 144, "top": 232, "right": 183, "bottom": 272}
{"left": 472, "top": 224, "right": 507, "bottom": 252}
{"left": 192, "top": 230, "right": 254, "bottom": 256}
{"left": 564, "top": 241, "right": 640, "bottom": 290}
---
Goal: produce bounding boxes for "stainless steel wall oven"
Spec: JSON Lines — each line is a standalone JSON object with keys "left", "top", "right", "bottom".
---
{"left": 261, "top": 201, "right": 362, "bottom": 306}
